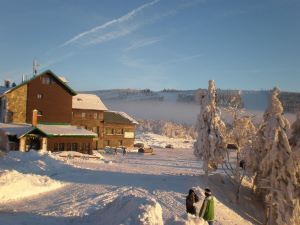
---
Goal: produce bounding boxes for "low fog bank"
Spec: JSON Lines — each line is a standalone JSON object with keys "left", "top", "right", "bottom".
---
{"left": 104, "top": 100, "right": 199, "bottom": 125}
{"left": 103, "top": 100, "right": 297, "bottom": 125}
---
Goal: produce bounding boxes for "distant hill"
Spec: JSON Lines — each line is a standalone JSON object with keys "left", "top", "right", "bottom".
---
{"left": 84, "top": 88, "right": 298, "bottom": 125}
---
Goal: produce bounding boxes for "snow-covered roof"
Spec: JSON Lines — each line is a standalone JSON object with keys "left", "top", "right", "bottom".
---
{"left": 0, "top": 123, "right": 97, "bottom": 138}
{"left": 37, "top": 124, "right": 97, "bottom": 137}
{"left": 58, "top": 76, "right": 68, "bottom": 83}
{"left": 72, "top": 94, "right": 108, "bottom": 111}
{"left": 104, "top": 111, "right": 138, "bottom": 125}
{"left": 0, "top": 123, "right": 32, "bottom": 138}
{"left": 0, "top": 86, "right": 11, "bottom": 96}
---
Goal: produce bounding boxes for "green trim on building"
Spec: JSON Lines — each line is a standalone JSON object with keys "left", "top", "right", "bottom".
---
{"left": 46, "top": 135, "right": 96, "bottom": 138}
{"left": 38, "top": 122, "right": 70, "bottom": 125}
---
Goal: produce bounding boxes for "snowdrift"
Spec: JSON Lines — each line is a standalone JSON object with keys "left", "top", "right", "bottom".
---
{"left": 172, "top": 215, "right": 205, "bottom": 225}
{"left": 0, "top": 150, "right": 65, "bottom": 176}
{"left": 82, "top": 195, "right": 163, "bottom": 225}
{"left": 0, "top": 170, "right": 64, "bottom": 203}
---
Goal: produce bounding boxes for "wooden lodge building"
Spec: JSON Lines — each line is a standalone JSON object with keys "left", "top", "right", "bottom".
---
{"left": 0, "top": 70, "right": 138, "bottom": 153}
{"left": 103, "top": 111, "right": 138, "bottom": 148}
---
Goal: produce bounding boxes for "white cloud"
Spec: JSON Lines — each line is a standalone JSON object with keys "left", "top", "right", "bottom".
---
{"left": 60, "top": 0, "right": 160, "bottom": 47}
{"left": 124, "top": 37, "right": 162, "bottom": 51}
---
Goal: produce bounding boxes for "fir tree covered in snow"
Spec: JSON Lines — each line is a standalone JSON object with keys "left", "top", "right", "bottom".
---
{"left": 249, "top": 87, "right": 300, "bottom": 225}
{"left": 290, "top": 112, "right": 300, "bottom": 148}
{"left": 194, "top": 80, "right": 226, "bottom": 183}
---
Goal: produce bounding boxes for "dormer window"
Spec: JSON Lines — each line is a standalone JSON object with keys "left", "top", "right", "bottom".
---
{"left": 42, "top": 77, "right": 51, "bottom": 85}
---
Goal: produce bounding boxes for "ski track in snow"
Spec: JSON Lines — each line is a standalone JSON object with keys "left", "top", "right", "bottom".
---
{"left": 0, "top": 148, "right": 262, "bottom": 225}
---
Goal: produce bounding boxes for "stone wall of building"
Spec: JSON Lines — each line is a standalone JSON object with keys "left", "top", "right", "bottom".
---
{"left": 6, "top": 85, "right": 27, "bottom": 123}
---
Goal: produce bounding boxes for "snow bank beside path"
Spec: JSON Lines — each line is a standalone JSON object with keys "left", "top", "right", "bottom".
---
{"left": 82, "top": 195, "right": 163, "bottom": 225}
{"left": 0, "top": 150, "right": 65, "bottom": 176}
{"left": 136, "top": 132, "right": 194, "bottom": 149}
{"left": 0, "top": 170, "right": 64, "bottom": 203}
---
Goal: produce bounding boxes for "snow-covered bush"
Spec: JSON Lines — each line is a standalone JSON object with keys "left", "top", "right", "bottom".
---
{"left": 194, "top": 80, "right": 226, "bottom": 182}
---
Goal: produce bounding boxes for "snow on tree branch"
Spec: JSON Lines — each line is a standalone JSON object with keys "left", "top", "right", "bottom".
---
{"left": 194, "top": 80, "right": 226, "bottom": 174}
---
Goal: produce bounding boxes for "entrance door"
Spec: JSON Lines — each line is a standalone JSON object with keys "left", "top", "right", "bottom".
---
{"left": 26, "top": 135, "right": 41, "bottom": 150}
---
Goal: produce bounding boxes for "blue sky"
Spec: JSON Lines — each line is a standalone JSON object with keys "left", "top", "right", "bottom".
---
{"left": 0, "top": 0, "right": 299, "bottom": 91}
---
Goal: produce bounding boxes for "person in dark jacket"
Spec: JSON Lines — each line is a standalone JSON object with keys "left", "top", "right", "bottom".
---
{"left": 199, "top": 188, "right": 215, "bottom": 225}
{"left": 186, "top": 189, "right": 199, "bottom": 215}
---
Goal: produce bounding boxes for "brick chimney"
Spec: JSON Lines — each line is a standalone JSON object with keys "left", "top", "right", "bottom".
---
{"left": 32, "top": 109, "right": 38, "bottom": 127}
{"left": 4, "top": 80, "right": 10, "bottom": 88}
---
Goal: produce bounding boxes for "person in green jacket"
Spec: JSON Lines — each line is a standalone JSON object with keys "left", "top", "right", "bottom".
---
{"left": 199, "top": 188, "right": 215, "bottom": 225}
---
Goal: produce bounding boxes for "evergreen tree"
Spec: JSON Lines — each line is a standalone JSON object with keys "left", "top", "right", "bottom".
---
{"left": 194, "top": 80, "right": 226, "bottom": 184}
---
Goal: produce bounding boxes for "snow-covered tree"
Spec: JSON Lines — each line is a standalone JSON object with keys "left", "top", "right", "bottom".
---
{"left": 290, "top": 112, "right": 300, "bottom": 148}
{"left": 194, "top": 80, "right": 226, "bottom": 184}
{"left": 248, "top": 87, "right": 300, "bottom": 225}
{"left": 273, "top": 145, "right": 300, "bottom": 225}
{"left": 223, "top": 115, "right": 257, "bottom": 202}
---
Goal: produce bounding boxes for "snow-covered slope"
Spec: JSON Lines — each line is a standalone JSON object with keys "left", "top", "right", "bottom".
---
{"left": 0, "top": 148, "right": 263, "bottom": 225}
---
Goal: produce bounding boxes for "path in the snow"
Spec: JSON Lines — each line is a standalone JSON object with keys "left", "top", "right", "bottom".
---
{"left": 0, "top": 148, "right": 263, "bottom": 225}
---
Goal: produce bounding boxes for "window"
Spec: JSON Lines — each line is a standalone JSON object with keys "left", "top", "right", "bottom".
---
{"left": 93, "top": 113, "right": 98, "bottom": 119}
{"left": 67, "top": 143, "right": 71, "bottom": 151}
{"left": 82, "top": 143, "right": 86, "bottom": 151}
{"left": 37, "top": 111, "right": 43, "bottom": 116}
{"left": 115, "top": 128, "right": 123, "bottom": 135}
{"left": 82, "top": 112, "right": 86, "bottom": 118}
{"left": 42, "top": 77, "right": 51, "bottom": 85}
{"left": 104, "top": 140, "right": 110, "bottom": 146}
{"left": 105, "top": 128, "right": 114, "bottom": 135}
{"left": 92, "top": 127, "right": 97, "bottom": 133}
{"left": 97, "top": 126, "right": 100, "bottom": 135}
{"left": 59, "top": 143, "right": 65, "bottom": 151}
{"left": 119, "top": 140, "right": 123, "bottom": 146}
{"left": 54, "top": 143, "right": 58, "bottom": 151}
{"left": 37, "top": 93, "right": 43, "bottom": 99}
{"left": 72, "top": 143, "right": 78, "bottom": 151}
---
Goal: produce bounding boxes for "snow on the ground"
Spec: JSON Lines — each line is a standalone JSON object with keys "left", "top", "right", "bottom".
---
{"left": 0, "top": 148, "right": 263, "bottom": 225}
{"left": 81, "top": 195, "right": 163, "bottom": 225}
{"left": 0, "top": 170, "right": 64, "bottom": 203}
{"left": 136, "top": 132, "right": 194, "bottom": 149}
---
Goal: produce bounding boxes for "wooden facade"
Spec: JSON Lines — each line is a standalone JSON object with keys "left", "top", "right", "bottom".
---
{"left": 46, "top": 136, "right": 93, "bottom": 154}
{"left": 26, "top": 73, "right": 74, "bottom": 124}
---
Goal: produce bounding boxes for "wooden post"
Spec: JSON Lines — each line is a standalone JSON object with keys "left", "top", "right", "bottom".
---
{"left": 20, "top": 137, "right": 26, "bottom": 152}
